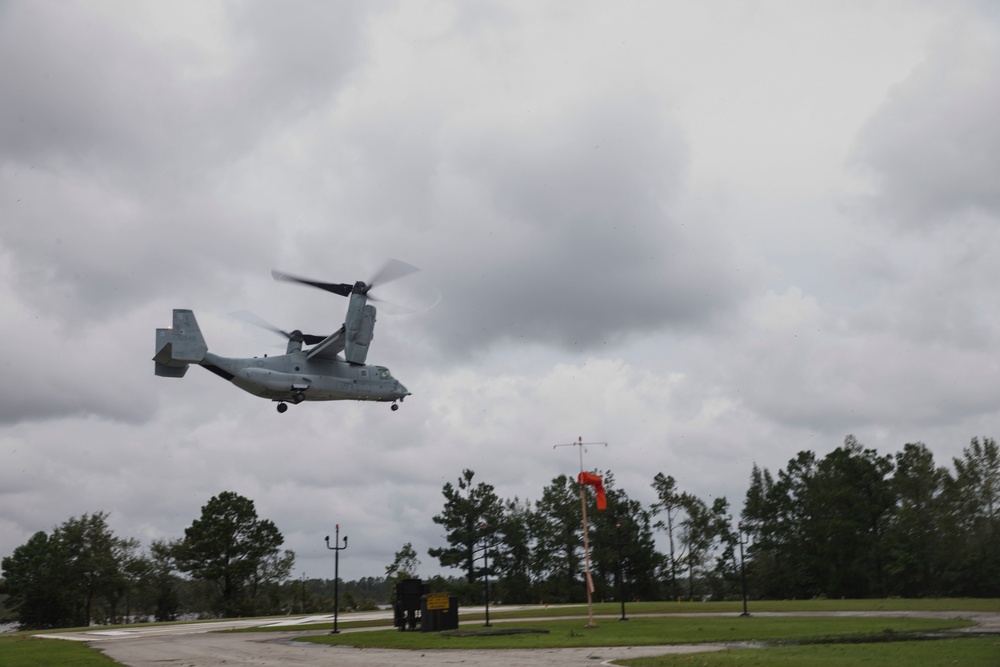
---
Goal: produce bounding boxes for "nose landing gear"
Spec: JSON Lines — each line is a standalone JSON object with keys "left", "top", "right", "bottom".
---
{"left": 391, "top": 402, "right": 399, "bottom": 411}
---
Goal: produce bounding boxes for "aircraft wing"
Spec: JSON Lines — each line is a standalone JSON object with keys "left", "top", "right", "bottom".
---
{"left": 306, "top": 325, "right": 347, "bottom": 360}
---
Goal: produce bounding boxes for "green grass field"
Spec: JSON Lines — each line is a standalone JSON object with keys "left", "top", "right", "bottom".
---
{"left": 618, "top": 638, "right": 1000, "bottom": 667}
{"left": 0, "top": 634, "right": 118, "bottom": 667}
{"left": 299, "top": 614, "right": 971, "bottom": 649}
{"left": 232, "top": 597, "right": 1000, "bottom": 633}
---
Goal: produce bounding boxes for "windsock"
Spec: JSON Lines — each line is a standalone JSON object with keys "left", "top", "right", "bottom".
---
{"left": 577, "top": 471, "right": 607, "bottom": 510}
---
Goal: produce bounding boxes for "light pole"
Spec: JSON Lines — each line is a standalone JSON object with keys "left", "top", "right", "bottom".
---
{"left": 737, "top": 520, "right": 749, "bottom": 617}
{"left": 324, "top": 525, "right": 348, "bottom": 633}
{"left": 475, "top": 522, "right": 493, "bottom": 627}
{"left": 615, "top": 520, "right": 628, "bottom": 621}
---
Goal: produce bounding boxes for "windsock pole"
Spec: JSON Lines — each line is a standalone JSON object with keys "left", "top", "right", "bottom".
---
{"left": 554, "top": 436, "right": 607, "bottom": 628}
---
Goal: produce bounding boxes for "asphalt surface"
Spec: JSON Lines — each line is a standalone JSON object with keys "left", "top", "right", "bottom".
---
{"left": 93, "top": 631, "right": 729, "bottom": 666}
{"left": 32, "top": 608, "right": 1000, "bottom": 667}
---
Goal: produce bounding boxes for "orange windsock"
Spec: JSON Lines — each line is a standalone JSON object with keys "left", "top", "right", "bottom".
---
{"left": 577, "top": 471, "right": 607, "bottom": 510}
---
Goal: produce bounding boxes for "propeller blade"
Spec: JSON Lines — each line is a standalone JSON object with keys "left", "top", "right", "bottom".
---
{"left": 370, "top": 287, "right": 442, "bottom": 314}
{"left": 368, "top": 259, "right": 420, "bottom": 289}
{"left": 230, "top": 310, "right": 326, "bottom": 345}
{"left": 271, "top": 270, "right": 353, "bottom": 297}
{"left": 365, "top": 293, "right": 414, "bottom": 312}
{"left": 272, "top": 259, "right": 420, "bottom": 301}
{"left": 230, "top": 310, "right": 287, "bottom": 337}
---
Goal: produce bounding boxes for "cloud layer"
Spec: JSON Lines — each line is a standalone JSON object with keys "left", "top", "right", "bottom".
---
{"left": 2, "top": 0, "right": 999, "bottom": 581}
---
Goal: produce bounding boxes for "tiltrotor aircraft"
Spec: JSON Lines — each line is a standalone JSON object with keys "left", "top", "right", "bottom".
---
{"left": 154, "top": 261, "right": 413, "bottom": 413}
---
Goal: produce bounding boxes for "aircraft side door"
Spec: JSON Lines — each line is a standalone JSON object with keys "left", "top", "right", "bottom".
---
{"left": 356, "top": 368, "right": 371, "bottom": 395}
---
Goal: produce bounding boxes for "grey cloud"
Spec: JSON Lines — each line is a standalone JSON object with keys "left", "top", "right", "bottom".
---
{"left": 322, "top": 94, "right": 751, "bottom": 358}
{"left": 441, "top": 106, "right": 748, "bottom": 352}
{"left": 720, "top": 313, "right": 1000, "bottom": 436}
{"left": 853, "top": 24, "right": 1000, "bottom": 225}
{"left": 228, "top": 1, "right": 369, "bottom": 114}
{"left": 1, "top": 171, "right": 277, "bottom": 325}
{"left": 0, "top": 3, "right": 375, "bottom": 325}
{"left": 0, "top": 301, "right": 178, "bottom": 424}
{"left": 0, "top": 3, "right": 368, "bottom": 175}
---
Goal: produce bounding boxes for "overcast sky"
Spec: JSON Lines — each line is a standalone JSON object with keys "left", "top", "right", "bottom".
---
{"left": 2, "top": 1, "right": 999, "bottom": 583}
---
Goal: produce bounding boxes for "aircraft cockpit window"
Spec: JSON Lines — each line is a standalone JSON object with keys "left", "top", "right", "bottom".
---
{"left": 378, "top": 368, "right": 392, "bottom": 379}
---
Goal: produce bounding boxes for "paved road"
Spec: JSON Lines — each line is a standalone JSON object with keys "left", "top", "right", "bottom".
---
{"left": 93, "top": 630, "right": 729, "bottom": 667}
{"left": 34, "top": 608, "right": 1000, "bottom": 667}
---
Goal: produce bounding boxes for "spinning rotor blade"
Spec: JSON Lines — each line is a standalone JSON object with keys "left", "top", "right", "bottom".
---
{"left": 366, "top": 259, "right": 421, "bottom": 304}
{"left": 230, "top": 310, "right": 326, "bottom": 345}
{"left": 271, "top": 270, "right": 353, "bottom": 297}
{"left": 230, "top": 309, "right": 283, "bottom": 336}
{"left": 271, "top": 259, "right": 421, "bottom": 300}
{"left": 368, "top": 259, "right": 420, "bottom": 289}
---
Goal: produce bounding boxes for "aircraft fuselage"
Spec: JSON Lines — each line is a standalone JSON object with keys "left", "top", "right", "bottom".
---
{"left": 200, "top": 351, "right": 409, "bottom": 404}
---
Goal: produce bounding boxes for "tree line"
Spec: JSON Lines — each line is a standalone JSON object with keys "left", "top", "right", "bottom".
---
{"left": 2, "top": 436, "right": 997, "bottom": 629}
{"left": 423, "top": 436, "right": 1000, "bottom": 605}
{"left": 742, "top": 436, "right": 1000, "bottom": 599}
{"left": 0, "top": 491, "right": 294, "bottom": 629}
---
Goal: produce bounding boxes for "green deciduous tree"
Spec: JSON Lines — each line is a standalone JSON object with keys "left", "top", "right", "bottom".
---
{"left": 1, "top": 512, "right": 136, "bottom": 629}
{"left": 174, "top": 491, "right": 294, "bottom": 617}
{"left": 59, "top": 513, "right": 141, "bottom": 625}
{"left": 1, "top": 531, "right": 71, "bottom": 629}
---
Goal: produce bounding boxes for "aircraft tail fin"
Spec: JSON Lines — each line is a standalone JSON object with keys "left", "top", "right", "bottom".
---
{"left": 154, "top": 309, "right": 208, "bottom": 377}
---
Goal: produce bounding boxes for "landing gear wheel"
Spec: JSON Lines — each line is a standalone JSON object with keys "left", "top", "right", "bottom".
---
{"left": 391, "top": 403, "right": 399, "bottom": 411}
{"left": 293, "top": 392, "right": 305, "bottom": 404}
{"left": 277, "top": 403, "right": 288, "bottom": 413}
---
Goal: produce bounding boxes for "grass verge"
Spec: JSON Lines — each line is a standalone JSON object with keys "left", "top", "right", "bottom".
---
{"left": 237, "top": 598, "right": 1000, "bottom": 633}
{"left": 617, "top": 636, "right": 1000, "bottom": 666}
{"left": 0, "top": 634, "right": 118, "bottom": 666}
{"left": 298, "top": 615, "right": 971, "bottom": 649}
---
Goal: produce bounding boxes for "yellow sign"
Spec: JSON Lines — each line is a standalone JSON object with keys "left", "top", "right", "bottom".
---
{"left": 425, "top": 592, "right": 450, "bottom": 611}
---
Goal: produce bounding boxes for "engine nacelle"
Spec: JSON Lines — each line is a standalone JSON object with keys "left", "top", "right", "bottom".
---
{"left": 344, "top": 296, "right": 376, "bottom": 364}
